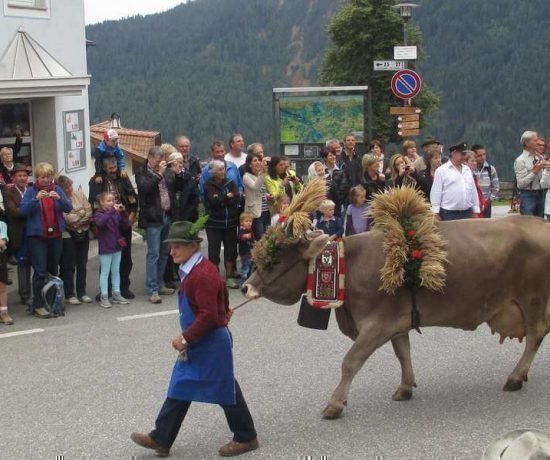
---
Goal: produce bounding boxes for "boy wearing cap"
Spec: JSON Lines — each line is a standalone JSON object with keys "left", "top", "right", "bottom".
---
{"left": 94, "top": 128, "right": 126, "bottom": 182}
{"left": 131, "top": 220, "right": 258, "bottom": 458}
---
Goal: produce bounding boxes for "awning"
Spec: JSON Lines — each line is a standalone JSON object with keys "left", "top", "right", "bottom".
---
{"left": 0, "top": 28, "right": 90, "bottom": 99}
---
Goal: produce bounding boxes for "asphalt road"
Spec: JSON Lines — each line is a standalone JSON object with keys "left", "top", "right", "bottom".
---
{"left": 2, "top": 213, "right": 549, "bottom": 459}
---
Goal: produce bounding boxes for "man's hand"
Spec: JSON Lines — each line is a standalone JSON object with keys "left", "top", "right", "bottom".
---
{"left": 120, "top": 169, "right": 127, "bottom": 178}
{"left": 172, "top": 335, "right": 186, "bottom": 352}
{"left": 94, "top": 176, "right": 103, "bottom": 184}
{"left": 433, "top": 213, "right": 442, "bottom": 222}
{"left": 158, "top": 161, "right": 167, "bottom": 175}
{"left": 128, "top": 212, "right": 136, "bottom": 226}
{"left": 226, "top": 308, "right": 234, "bottom": 323}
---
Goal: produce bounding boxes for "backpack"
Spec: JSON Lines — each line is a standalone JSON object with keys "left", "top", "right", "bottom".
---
{"left": 42, "top": 275, "right": 65, "bottom": 317}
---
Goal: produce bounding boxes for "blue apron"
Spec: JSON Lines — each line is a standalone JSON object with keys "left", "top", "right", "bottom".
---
{"left": 167, "top": 258, "right": 235, "bottom": 405}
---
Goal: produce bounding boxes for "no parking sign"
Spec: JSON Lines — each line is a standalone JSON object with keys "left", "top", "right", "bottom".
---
{"left": 391, "top": 70, "right": 422, "bottom": 100}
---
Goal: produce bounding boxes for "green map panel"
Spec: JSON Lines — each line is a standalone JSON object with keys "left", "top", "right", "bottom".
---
{"left": 279, "top": 95, "right": 364, "bottom": 144}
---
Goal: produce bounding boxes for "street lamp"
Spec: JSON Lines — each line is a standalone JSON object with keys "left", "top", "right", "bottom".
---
{"left": 110, "top": 112, "right": 121, "bottom": 129}
{"left": 392, "top": 2, "right": 419, "bottom": 46}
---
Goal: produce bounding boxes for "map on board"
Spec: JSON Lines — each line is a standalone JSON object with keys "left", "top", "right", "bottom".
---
{"left": 279, "top": 95, "right": 364, "bottom": 144}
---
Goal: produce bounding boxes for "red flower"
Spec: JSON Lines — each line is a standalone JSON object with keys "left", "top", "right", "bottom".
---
{"left": 411, "top": 249, "right": 423, "bottom": 260}
{"left": 407, "top": 229, "right": 417, "bottom": 237}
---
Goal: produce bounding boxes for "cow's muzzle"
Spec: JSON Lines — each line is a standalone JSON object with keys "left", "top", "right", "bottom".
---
{"left": 241, "top": 283, "right": 260, "bottom": 299}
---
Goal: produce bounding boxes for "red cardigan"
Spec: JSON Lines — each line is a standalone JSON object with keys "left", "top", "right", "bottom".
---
{"left": 181, "top": 258, "right": 230, "bottom": 343}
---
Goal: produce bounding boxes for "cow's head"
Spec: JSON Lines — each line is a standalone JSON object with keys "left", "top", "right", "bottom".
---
{"left": 242, "top": 229, "right": 330, "bottom": 305}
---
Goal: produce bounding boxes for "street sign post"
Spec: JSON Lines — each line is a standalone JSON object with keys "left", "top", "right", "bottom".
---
{"left": 373, "top": 60, "right": 405, "bottom": 71}
{"left": 391, "top": 70, "right": 422, "bottom": 100}
{"left": 397, "top": 114, "right": 420, "bottom": 122}
{"left": 389, "top": 106, "right": 421, "bottom": 115}
{"left": 397, "top": 121, "right": 420, "bottom": 130}
{"left": 394, "top": 46, "right": 417, "bottom": 60}
{"left": 398, "top": 128, "right": 420, "bottom": 137}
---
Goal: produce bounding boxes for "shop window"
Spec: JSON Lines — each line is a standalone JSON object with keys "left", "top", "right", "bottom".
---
{"left": 0, "top": 102, "right": 33, "bottom": 170}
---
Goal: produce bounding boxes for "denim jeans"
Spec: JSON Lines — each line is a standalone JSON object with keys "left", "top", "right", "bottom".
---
{"left": 99, "top": 251, "right": 122, "bottom": 296}
{"left": 251, "top": 210, "right": 270, "bottom": 240}
{"left": 439, "top": 208, "right": 473, "bottom": 221}
{"left": 145, "top": 215, "right": 171, "bottom": 294}
{"left": 60, "top": 234, "right": 89, "bottom": 298}
{"left": 29, "top": 237, "right": 63, "bottom": 312}
{"left": 240, "top": 256, "right": 252, "bottom": 285}
{"left": 519, "top": 190, "right": 544, "bottom": 217}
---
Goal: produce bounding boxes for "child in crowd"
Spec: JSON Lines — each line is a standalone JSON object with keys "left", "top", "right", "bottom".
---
{"left": 238, "top": 212, "right": 256, "bottom": 286}
{"left": 94, "top": 129, "right": 126, "bottom": 183}
{"left": 94, "top": 192, "right": 130, "bottom": 308}
{"left": 307, "top": 161, "right": 327, "bottom": 182}
{"left": 315, "top": 199, "right": 344, "bottom": 237}
{"left": 270, "top": 194, "right": 291, "bottom": 226}
{"left": 346, "top": 185, "right": 370, "bottom": 236}
{"left": 0, "top": 220, "right": 13, "bottom": 325}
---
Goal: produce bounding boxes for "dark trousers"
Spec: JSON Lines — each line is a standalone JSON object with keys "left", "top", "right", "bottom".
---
{"left": 483, "top": 200, "right": 492, "bottom": 218}
{"left": 17, "top": 264, "right": 31, "bottom": 303}
{"left": 59, "top": 235, "right": 89, "bottom": 298}
{"left": 150, "top": 380, "right": 257, "bottom": 449}
{"left": 439, "top": 208, "right": 473, "bottom": 221}
{"left": 206, "top": 227, "right": 238, "bottom": 267}
{"left": 29, "top": 237, "right": 63, "bottom": 311}
{"left": 251, "top": 210, "right": 270, "bottom": 240}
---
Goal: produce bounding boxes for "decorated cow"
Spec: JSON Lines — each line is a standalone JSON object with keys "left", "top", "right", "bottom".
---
{"left": 242, "top": 180, "right": 550, "bottom": 419}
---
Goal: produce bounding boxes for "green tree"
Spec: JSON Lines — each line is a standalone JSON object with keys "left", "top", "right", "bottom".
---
{"left": 319, "top": 0, "right": 439, "bottom": 143}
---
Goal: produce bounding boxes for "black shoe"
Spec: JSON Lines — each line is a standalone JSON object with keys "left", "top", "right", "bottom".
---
{"left": 121, "top": 290, "right": 135, "bottom": 299}
{"left": 8, "top": 255, "right": 17, "bottom": 266}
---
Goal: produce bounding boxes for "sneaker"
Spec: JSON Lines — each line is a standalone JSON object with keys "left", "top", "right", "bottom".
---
{"left": 79, "top": 295, "right": 93, "bottom": 303}
{"left": 33, "top": 307, "right": 51, "bottom": 318}
{"left": 100, "top": 296, "right": 112, "bottom": 309}
{"left": 149, "top": 292, "right": 162, "bottom": 304}
{"left": 121, "top": 290, "right": 135, "bottom": 299}
{"left": 226, "top": 278, "right": 240, "bottom": 290}
{"left": 158, "top": 287, "right": 175, "bottom": 296}
{"left": 130, "top": 432, "right": 170, "bottom": 457}
{"left": 219, "top": 438, "right": 259, "bottom": 457}
{"left": 112, "top": 292, "right": 130, "bottom": 304}
{"left": 0, "top": 311, "right": 14, "bottom": 325}
{"left": 67, "top": 296, "right": 81, "bottom": 305}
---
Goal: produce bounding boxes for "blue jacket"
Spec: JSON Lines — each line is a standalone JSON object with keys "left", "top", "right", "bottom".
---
{"left": 200, "top": 160, "right": 243, "bottom": 202}
{"left": 315, "top": 216, "right": 344, "bottom": 238}
{"left": 20, "top": 185, "right": 73, "bottom": 237}
{"left": 94, "top": 140, "right": 125, "bottom": 174}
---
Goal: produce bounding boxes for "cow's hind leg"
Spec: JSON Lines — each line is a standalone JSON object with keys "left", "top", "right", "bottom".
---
{"left": 503, "top": 327, "right": 545, "bottom": 391}
{"left": 323, "top": 325, "right": 391, "bottom": 419}
{"left": 391, "top": 333, "right": 417, "bottom": 401}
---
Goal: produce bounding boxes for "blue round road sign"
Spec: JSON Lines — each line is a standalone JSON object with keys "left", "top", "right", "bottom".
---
{"left": 391, "top": 70, "right": 422, "bottom": 100}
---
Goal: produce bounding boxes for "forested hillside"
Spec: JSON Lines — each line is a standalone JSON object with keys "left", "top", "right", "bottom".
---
{"left": 87, "top": 0, "right": 550, "bottom": 179}
{"left": 86, "top": 0, "right": 341, "bottom": 158}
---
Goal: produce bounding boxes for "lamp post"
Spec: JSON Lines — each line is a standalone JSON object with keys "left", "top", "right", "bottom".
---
{"left": 110, "top": 112, "right": 121, "bottom": 129}
{"left": 392, "top": 2, "right": 419, "bottom": 46}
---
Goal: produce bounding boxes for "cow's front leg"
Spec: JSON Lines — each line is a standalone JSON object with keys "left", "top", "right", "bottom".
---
{"left": 504, "top": 326, "right": 544, "bottom": 391}
{"left": 390, "top": 333, "right": 417, "bottom": 401}
{"left": 323, "top": 325, "right": 392, "bottom": 419}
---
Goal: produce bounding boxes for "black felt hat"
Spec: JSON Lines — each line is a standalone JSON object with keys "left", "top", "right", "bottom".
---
{"left": 164, "top": 221, "right": 203, "bottom": 244}
{"left": 421, "top": 136, "right": 441, "bottom": 147}
{"left": 449, "top": 142, "right": 468, "bottom": 153}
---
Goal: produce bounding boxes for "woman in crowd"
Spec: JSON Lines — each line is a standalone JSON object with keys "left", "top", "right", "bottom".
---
{"left": 20, "top": 162, "right": 72, "bottom": 318}
{"left": 203, "top": 160, "right": 241, "bottom": 289}
{"left": 57, "top": 175, "right": 93, "bottom": 305}
{"left": 165, "top": 151, "right": 199, "bottom": 222}
{"left": 265, "top": 156, "right": 302, "bottom": 211}
{"left": 464, "top": 150, "right": 487, "bottom": 217}
{"left": 369, "top": 139, "right": 385, "bottom": 174}
{"left": 243, "top": 145, "right": 269, "bottom": 239}
{"left": 402, "top": 140, "right": 419, "bottom": 162}
{"left": 307, "top": 161, "right": 326, "bottom": 182}
{"left": 320, "top": 146, "right": 347, "bottom": 217}
{"left": 0, "top": 146, "right": 15, "bottom": 187}
{"left": 389, "top": 153, "right": 420, "bottom": 189}
{"left": 361, "top": 153, "right": 386, "bottom": 198}
{"left": 417, "top": 147, "right": 443, "bottom": 199}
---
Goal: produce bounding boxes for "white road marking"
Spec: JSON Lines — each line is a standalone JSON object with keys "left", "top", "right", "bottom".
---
{"left": 0, "top": 328, "right": 44, "bottom": 339}
{"left": 117, "top": 310, "right": 178, "bottom": 322}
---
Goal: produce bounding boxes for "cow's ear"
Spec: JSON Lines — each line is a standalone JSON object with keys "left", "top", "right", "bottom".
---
{"left": 303, "top": 234, "right": 330, "bottom": 260}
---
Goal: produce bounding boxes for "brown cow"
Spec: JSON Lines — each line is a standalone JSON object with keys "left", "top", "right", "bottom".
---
{"left": 243, "top": 216, "right": 550, "bottom": 419}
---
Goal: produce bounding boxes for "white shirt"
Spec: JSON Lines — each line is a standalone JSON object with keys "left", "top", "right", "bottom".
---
{"left": 514, "top": 150, "right": 542, "bottom": 190}
{"left": 430, "top": 161, "right": 480, "bottom": 214}
{"left": 224, "top": 152, "right": 246, "bottom": 168}
{"left": 178, "top": 251, "right": 203, "bottom": 282}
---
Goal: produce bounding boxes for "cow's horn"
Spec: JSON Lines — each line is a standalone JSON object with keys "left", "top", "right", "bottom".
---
{"left": 303, "top": 234, "right": 330, "bottom": 260}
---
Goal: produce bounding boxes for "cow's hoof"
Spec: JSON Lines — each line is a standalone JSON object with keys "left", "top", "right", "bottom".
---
{"left": 322, "top": 402, "right": 344, "bottom": 419}
{"left": 503, "top": 379, "right": 523, "bottom": 391}
{"left": 392, "top": 388, "right": 413, "bottom": 401}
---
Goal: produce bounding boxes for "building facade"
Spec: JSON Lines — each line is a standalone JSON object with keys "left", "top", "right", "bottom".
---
{"left": 0, "top": 0, "right": 92, "bottom": 189}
